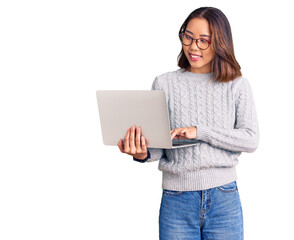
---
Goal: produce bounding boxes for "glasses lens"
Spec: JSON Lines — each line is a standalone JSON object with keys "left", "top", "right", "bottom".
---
{"left": 197, "top": 39, "right": 209, "bottom": 50}
{"left": 181, "top": 34, "right": 192, "bottom": 46}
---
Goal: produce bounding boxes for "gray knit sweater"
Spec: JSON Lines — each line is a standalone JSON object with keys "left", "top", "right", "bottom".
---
{"left": 134, "top": 68, "right": 259, "bottom": 191}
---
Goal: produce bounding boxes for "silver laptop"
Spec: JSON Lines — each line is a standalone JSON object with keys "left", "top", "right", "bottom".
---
{"left": 96, "top": 90, "right": 201, "bottom": 149}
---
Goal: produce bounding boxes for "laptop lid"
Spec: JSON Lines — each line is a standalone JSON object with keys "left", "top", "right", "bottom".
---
{"left": 96, "top": 90, "right": 201, "bottom": 149}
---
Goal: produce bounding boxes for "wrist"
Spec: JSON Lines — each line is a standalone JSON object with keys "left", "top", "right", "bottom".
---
{"left": 135, "top": 153, "right": 148, "bottom": 160}
{"left": 133, "top": 149, "right": 150, "bottom": 162}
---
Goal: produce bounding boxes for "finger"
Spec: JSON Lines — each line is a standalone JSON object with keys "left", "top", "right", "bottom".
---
{"left": 129, "top": 125, "right": 136, "bottom": 153}
{"left": 171, "top": 128, "right": 181, "bottom": 139}
{"left": 141, "top": 135, "right": 147, "bottom": 153}
{"left": 124, "top": 128, "right": 130, "bottom": 153}
{"left": 136, "top": 126, "right": 142, "bottom": 153}
{"left": 170, "top": 129, "right": 175, "bottom": 139}
{"left": 181, "top": 128, "right": 191, "bottom": 139}
{"left": 144, "top": 135, "right": 150, "bottom": 147}
{"left": 171, "top": 131, "right": 176, "bottom": 139}
{"left": 180, "top": 128, "right": 186, "bottom": 133}
{"left": 117, "top": 139, "right": 124, "bottom": 153}
{"left": 178, "top": 129, "right": 187, "bottom": 138}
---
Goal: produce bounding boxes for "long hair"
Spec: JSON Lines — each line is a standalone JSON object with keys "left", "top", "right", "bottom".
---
{"left": 177, "top": 7, "right": 242, "bottom": 82}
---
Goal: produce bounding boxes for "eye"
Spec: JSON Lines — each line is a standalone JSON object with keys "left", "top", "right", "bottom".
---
{"left": 185, "top": 34, "right": 193, "bottom": 40}
{"left": 199, "top": 38, "right": 208, "bottom": 43}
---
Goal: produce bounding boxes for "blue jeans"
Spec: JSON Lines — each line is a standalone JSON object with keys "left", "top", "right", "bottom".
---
{"left": 159, "top": 181, "right": 243, "bottom": 240}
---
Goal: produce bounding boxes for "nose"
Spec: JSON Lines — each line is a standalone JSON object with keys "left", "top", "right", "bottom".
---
{"left": 190, "top": 39, "right": 200, "bottom": 51}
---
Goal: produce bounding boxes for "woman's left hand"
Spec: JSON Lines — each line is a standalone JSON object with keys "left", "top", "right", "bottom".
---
{"left": 171, "top": 126, "right": 197, "bottom": 140}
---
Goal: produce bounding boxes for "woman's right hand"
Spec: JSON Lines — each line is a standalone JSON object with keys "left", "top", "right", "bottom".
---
{"left": 117, "top": 125, "right": 148, "bottom": 160}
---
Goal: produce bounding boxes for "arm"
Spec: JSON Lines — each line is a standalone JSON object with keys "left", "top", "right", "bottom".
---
{"left": 195, "top": 78, "right": 259, "bottom": 153}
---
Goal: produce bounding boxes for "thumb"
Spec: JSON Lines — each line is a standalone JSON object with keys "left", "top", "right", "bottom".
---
{"left": 117, "top": 139, "right": 124, "bottom": 153}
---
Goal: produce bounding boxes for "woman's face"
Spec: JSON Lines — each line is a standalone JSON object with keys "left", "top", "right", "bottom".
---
{"left": 182, "top": 17, "right": 215, "bottom": 73}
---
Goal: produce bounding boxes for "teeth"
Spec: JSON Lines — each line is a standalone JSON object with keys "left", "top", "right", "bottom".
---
{"left": 191, "top": 54, "right": 201, "bottom": 58}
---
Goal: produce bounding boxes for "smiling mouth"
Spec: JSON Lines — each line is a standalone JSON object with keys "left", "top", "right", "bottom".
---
{"left": 189, "top": 53, "right": 202, "bottom": 61}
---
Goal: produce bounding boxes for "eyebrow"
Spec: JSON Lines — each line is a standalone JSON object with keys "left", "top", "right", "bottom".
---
{"left": 185, "top": 30, "right": 211, "bottom": 38}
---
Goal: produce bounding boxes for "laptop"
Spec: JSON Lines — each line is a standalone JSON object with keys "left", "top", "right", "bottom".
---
{"left": 96, "top": 90, "right": 202, "bottom": 149}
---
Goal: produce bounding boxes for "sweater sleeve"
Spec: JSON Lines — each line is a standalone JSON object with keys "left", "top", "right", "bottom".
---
{"left": 195, "top": 77, "right": 259, "bottom": 153}
{"left": 133, "top": 76, "right": 168, "bottom": 163}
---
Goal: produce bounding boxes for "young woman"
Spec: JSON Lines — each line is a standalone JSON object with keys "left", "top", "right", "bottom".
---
{"left": 117, "top": 6, "right": 259, "bottom": 239}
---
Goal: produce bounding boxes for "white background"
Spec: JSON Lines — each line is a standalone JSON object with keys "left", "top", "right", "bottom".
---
{"left": 0, "top": 0, "right": 293, "bottom": 239}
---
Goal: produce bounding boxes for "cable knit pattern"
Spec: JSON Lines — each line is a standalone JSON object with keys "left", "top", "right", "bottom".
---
{"left": 137, "top": 68, "right": 259, "bottom": 191}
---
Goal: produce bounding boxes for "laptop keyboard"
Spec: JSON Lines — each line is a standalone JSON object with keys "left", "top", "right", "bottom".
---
{"left": 172, "top": 139, "right": 200, "bottom": 146}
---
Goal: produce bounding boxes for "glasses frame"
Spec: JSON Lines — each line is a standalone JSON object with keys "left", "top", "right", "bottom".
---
{"left": 179, "top": 33, "right": 211, "bottom": 50}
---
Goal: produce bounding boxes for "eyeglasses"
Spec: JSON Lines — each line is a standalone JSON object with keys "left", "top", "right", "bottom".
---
{"left": 179, "top": 33, "right": 211, "bottom": 50}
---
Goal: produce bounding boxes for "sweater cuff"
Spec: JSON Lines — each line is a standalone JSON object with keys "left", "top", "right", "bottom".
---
{"left": 195, "top": 125, "right": 211, "bottom": 142}
{"left": 133, "top": 149, "right": 150, "bottom": 163}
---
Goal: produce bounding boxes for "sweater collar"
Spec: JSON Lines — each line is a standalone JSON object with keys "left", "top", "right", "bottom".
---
{"left": 177, "top": 68, "right": 215, "bottom": 82}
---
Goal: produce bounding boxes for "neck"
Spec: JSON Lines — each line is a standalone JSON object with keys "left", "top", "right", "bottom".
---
{"left": 188, "top": 65, "right": 212, "bottom": 74}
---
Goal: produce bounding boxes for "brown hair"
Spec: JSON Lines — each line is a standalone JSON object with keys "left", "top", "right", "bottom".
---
{"left": 177, "top": 7, "right": 242, "bottom": 82}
